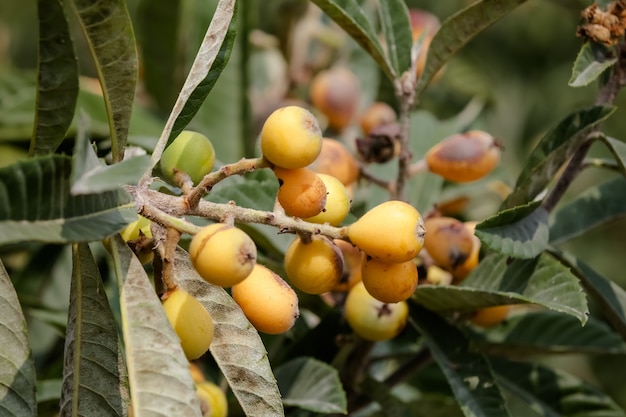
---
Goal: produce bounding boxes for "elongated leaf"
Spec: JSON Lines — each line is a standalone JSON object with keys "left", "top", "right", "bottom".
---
{"left": 503, "top": 105, "right": 615, "bottom": 208}
{"left": 60, "top": 243, "right": 128, "bottom": 416}
{"left": 601, "top": 136, "right": 626, "bottom": 176}
{"left": 378, "top": 0, "right": 412, "bottom": 78}
{"left": 70, "top": 0, "right": 138, "bottom": 162}
{"left": 108, "top": 236, "right": 202, "bottom": 417}
{"left": 492, "top": 359, "right": 626, "bottom": 417}
{"left": 416, "top": 0, "right": 527, "bottom": 95}
{"left": 72, "top": 156, "right": 152, "bottom": 195}
{"left": 411, "top": 306, "right": 511, "bottom": 417}
{"left": 0, "top": 155, "right": 136, "bottom": 244}
{"left": 0, "top": 260, "right": 36, "bottom": 417}
{"left": 174, "top": 247, "right": 285, "bottom": 417}
{"left": 31, "top": 0, "right": 78, "bottom": 156}
{"left": 569, "top": 42, "right": 617, "bottom": 87}
{"left": 475, "top": 202, "right": 549, "bottom": 259}
{"left": 311, "top": 0, "right": 394, "bottom": 80}
{"left": 550, "top": 176, "right": 626, "bottom": 245}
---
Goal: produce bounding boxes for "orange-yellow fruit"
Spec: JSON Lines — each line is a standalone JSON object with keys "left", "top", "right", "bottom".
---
{"left": 469, "top": 305, "right": 511, "bottom": 327}
{"left": 425, "top": 130, "right": 501, "bottom": 183}
{"left": 409, "top": 9, "right": 441, "bottom": 79}
{"left": 332, "top": 239, "right": 364, "bottom": 292}
{"left": 160, "top": 130, "right": 215, "bottom": 185}
{"left": 284, "top": 235, "right": 343, "bottom": 294}
{"left": 423, "top": 216, "right": 475, "bottom": 271}
{"left": 189, "top": 223, "right": 257, "bottom": 287}
{"left": 231, "top": 264, "right": 299, "bottom": 334}
{"left": 260, "top": 106, "right": 322, "bottom": 169}
{"left": 310, "top": 67, "right": 360, "bottom": 131}
{"left": 274, "top": 166, "right": 327, "bottom": 218}
{"left": 163, "top": 288, "right": 214, "bottom": 360}
{"left": 196, "top": 381, "right": 228, "bottom": 417}
{"left": 309, "top": 138, "right": 360, "bottom": 186}
{"left": 344, "top": 282, "right": 409, "bottom": 341}
{"left": 348, "top": 200, "right": 425, "bottom": 263}
{"left": 303, "top": 174, "right": 351, "bottom": 226}
{"left": 361, "top": 257, "right": 418, "bottom": 303}
{"left": 189, "top": 362, "right": 206, "bottom": 383}
{"left": 359, "top": 102, "right": 397, "bottom": 136}
{"left": 452, "top": 221, "right": 481, "bottom": 282}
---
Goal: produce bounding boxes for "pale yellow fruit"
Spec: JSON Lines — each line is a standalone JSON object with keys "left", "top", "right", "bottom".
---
{"left": 361, "top": 257, "right": 418, "bottom": 303}
{"left": 284, "top": 235, "right": 343, "bottom": 294}
{"left": 160, "top": 130, "right": 215, "bottom": 185}
{"left": 120, "top": 215, "right": 152, "bottom": 241}
{"left": 196, "top": 381, "right": 228, "bottom": 417}
{"left": 303, "top": 174, "right": 351, "bottom": 226}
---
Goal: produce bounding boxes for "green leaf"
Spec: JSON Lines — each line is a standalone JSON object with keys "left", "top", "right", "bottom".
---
{"left": 503, "top": 105, "right": 616, "bottom": 208}
{"left": 0, "top": 155, "right": 136, "bottom": 244}
{"left": 275, "top": 357, "right": 346, "bottom": 414}
{"left": 60, "top": 243, "right": 128, "bottom": 416}
{"left": 107, "top": 236, "right": 202, "bottom": 417}
{"left": 311, "top": 0, "right": 394, "bottom": 80}
{"left": 550, "top": 176, "right": 626, "bottom": 245}
{"left": 70, "top": 0, "right": 138, "bottom": 162}
{"left": 174, "top": 247, "right": 285, "bottom": 417}
{"left": 492, "top": 359, "right": 626, "bottom": 417}
{"left": 31, "top": 0, "right": 78, "bottom": 156}
{"left": 378, "top": 0, "right": 412, "bottom": 78}
{"left": 417, "top": 0, "right": 528, "bottom": 95}
{"left": 411, "top": 306, "right": 511, "bottom": 417}
{"left": 36, "top": 379, "right": 63, "bottom": 404}
{"left": 359, "top": 376, "right": 415, "bottom": 416}
{"left": 569, "top": 42, "right": 617, "bottom": 87}
{"left": 601, "top": 136, "right": 626, "bottom": 176}
{"left": 206, "top": 170, "right": 278, "bottom": 212}
{"left": 475, "top": 201, "right": 549, "bottom": 259}
{"left": 71, "top": 155, "right": 152, "bottom": 195}
{"left": 0, "top": 260, "right": 37, "bottom": 417}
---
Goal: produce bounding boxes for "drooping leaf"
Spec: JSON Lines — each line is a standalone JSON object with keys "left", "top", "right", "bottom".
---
{"left": 70, "top": 0, "right": 138, "bottom": 162}
{"left": 503, "top": 105, "right": 615, "bottom": 208}
{"left": 601, "top": 136, "right": 626, "bottom": 176}
{"left": 31, "top": 0, "right": 78, "bottom": 156}
{"left": 492, "top": 359, "right": 626, "bottom": 417}
{"left": 569, "top": 42, "right": 617, "bottom": 87}
{"left": 0, "top": 260, "right": 37, "bottom": 417}
{"left": 411, "top": 306, "right": 511, "bottom": 417}
{"left": 416, "top": 0, "right": 528, "bottom": 95}
{"left": 107, "top": 235, "right": 202, "bottom": 417}
{"left": 311, "top": 0, "right": 394, "bottom": 80}
{"left": 174, "top": 247, "right": 285, "bottom": 417}
{"left": 550, "top": 176, "right": 626, "bottom": 245}
{"left": 275, "top": 357, "right": 347, "bottom": 414}
{"left": 0, "top": 155, "right": 136, "bottom": 244}
{"left": 378, "top": 0, "right": 412, "bottom": 78}
{"left": 475, "top": 201, "right": 549, "bottom": 259}
{"left": 60, "top": 243, "right": 128, "bottom": 416}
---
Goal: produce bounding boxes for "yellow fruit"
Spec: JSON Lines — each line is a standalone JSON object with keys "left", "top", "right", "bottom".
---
{"left": 344, "top": 282, "right": 409, "bottom": 341}
{"left": 274, "top": 167, "right": 327, "bottom": 218}
{"left": 361, "top": 257, "right": 418, "bottom": 303}
{"left": 425, "top": 130, "right": 501, "bottom": 183}
{"left": 452, "top": 221, "right": 481, "bottom": 283}
{"left": 423, "top": 216, "right": 475, "bottom": 271}
{"left": 309, "top": 138, "right": 360, "bottom": 186}
{"left": 303, "top": 174, "right": 351, "bottom": 226}
{"left": 284, "top": 235, "right": 343, "bottom": 294}
{"left": 162, "top": 288, "right": 214, "bottom": 360}
{"left": 121, "top": 215, "right": 152, "bottom": 241}
{"left": 310, "top": 67, "right": 360, "bottom": 132}
{"left": 189, "top": 362, "right": 206, "bottom": 383}
{"left": 425, "top": 265, "right": 453, "bottom": 285}
{"left": 189, "top": 223, "right": 257, "bottom": 287}
{"left": 332, "top": 239, "right": 364, "bottom": 292}
{"left": 231, "top": 264, "right": 299, "bottom": 334}
{"left": 260, "top": 106, "right": 323, "bottom": 169}
{"left": 469, "top": 305, "right": 511, "bottom": 327}
{"left": 160, "top": 130, "right": 215, "bottom": 185}
{"left": 348, "top": 201, "right": 425, "bottom": 263}
{"left": 196, "top": 381, "right": 228, "bottom": 417}
{"left": 359, "top": 102, "right": 397, "bottom": 136}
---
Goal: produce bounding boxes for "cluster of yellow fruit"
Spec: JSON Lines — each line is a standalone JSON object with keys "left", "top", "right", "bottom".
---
{"left": 190, "top": 363, "right": 228, "bottom": 417}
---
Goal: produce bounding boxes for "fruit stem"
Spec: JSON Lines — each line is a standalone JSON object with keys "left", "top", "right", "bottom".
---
{"left": 153, "top": 224, "right": 182, "bottom": 292}
{"left": 393, "top": 72, "right": 417, "bottom": 200}
{"left": 358, "top": 166, "right": 395, "bottom": 194}
{"left": 407, "top": 158, "right": 428, "bottom": 177}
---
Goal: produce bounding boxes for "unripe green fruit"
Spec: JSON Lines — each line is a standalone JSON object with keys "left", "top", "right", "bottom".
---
{"left": 161, "top": 130, "right": 215, "bottom": 185}
{"left": 284, "top": 235, "right": 343, "bottom": 294}
{"left": 361, "top": 257, "right": 418, "bottom": 303}
{"left": 348, "top": 200, "right": 425, "bottom": 263}
{"left": 423, "top": 216, "right": 474, "bottom": 271}
{"left": 162, "top": 288, "right": 214, "bottom": 360}
{"left": 303, "top": 173, "right": 351, "bottom": 226}
{"left": 189, "top": 223, "right": 257, "bottom": 287}
{"left": 196, "top": 381, "right": 228, "bottom": 417}
{"left": 261, "top": 106, "right": 323, "bottom": 169}
{"left": 274, "top": 167, "right": 327, "bottom": 218}
{"left": 344, "top": 282, "right": 409, "bottom": 341}
{"left": 232, "top": 264, "right": 299, "bottom": 334}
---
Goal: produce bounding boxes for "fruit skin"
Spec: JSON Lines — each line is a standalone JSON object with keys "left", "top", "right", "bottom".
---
{"left": 359, "top": 102, "right": 397, "bottom": 136}
{"left": 284, "top": 235, "right": 344, "bottom": 294}
{"left": 425, "top": 130, "right": 501, "bottom": 183}
{"left": 162, "top": 288, "right": 214, "bottom": 360}
{"left": 260, "top": 105, "right": 323, "bottom": 169}
{"left": 196, "top": 381, "right": 228, "bottom": 417}
{"left": 189, "top": 223, "right": 257, "bottom": 287}
{"left": 121, "top": 215, "right": 152, "bottom": 241}
{"left": 409, "top": 9, "right": 441, "bottom": 79}
{"left": 303, "top": 173, "right": 351, "bottom": 226}
{"left": 308, "top": 138, "right": 360, "bottom": 186}
{"left": 344, "top": 282, "right": 409, "bottom": 341}
{"left": 423, "top": 216, "right": 475, "bottom": 271}
{"left": 452, "top": 221, "right": 481, "bottom": 282}
{"left": 231, "top": 264, "right": 299, "bottom": 334}
{"left": 348, "top": 200, "right": 425, "bottom": 263}
{"left": 332, "top": 239, "right": 364, "bottom": 292}
{"left": 310, "top": 67, "right": 360, "bottom": 131}
{"left": 274, "top": 167, "right": 327, "bottom": 218}
{"left": 469, "top": 305, "right": 511, "bottom": 327}
{"left": 160, "top": 130, "right": 215, "bottom": 185}
{"left": 361, "top": 257, "right": 418, "bottom": 303}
